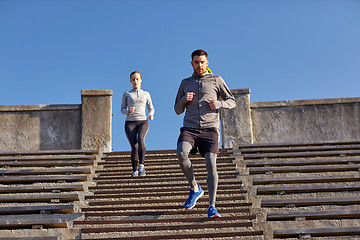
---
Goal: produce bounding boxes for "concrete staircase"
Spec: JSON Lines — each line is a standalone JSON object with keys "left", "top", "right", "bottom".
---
{"left": 74, "top": 149, "right": 264, "bottom": 239}
{"left": 237, "top": 140, "right": 360, "bottom": 239}
{"left": 0, "top": 149, "right": 100, "bottom": 240}
{"left": 3, "top": 140, "right": 360, "bottom": 239}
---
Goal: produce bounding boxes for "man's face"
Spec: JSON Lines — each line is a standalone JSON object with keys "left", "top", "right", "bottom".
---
{"left": 191, "top": 55, "right": 208, "bottom": 76}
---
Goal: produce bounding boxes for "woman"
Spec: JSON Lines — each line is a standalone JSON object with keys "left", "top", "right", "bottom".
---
{"left": 121, "top": 71, "right": 155, "bottom": 177}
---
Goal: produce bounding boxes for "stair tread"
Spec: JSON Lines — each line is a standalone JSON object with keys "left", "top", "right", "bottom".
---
{"left": 77, "top": 150, "right": 261, "bottom": 239}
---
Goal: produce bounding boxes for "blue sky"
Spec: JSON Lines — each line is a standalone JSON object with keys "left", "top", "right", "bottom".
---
{"left": 1, "top": 0, "right": 360, "bottom": 151}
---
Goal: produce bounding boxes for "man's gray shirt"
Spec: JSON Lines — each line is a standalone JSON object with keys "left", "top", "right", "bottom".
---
{"left": 174, "top": 73, "right": 236, "bottom": 129}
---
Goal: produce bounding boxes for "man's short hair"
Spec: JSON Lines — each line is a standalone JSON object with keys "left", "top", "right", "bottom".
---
{"left": 191, "top": 49, "right": 208, "bottom": 60}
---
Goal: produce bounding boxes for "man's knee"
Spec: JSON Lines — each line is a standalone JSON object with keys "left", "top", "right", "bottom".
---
{"left": 205, "top": 153, "right": 218, "bottom": 169}
{"left": 177, "top": 141, "right": 192, "bottom": 155}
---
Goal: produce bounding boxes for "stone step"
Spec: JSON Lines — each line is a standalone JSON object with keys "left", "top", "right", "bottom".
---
{"left": 75, "top": 214, "right": 255, "bottom": 225}
{"left": 238, "top": 139, "right": 360, "bottom": 149}
{"left": 92, "top": 180, "right": 242, "bottom": 190}
{"left": 97, "top": 162, "right": 234, "bottom": 173}
{"left": 244, "top": 157, "right": 360, "bottom": 167}
{"left": 104, "top": 149, "right": 232, "bottom": 157}
{"left": 242, "top": 149, "right": 360, "bottom": 159}
{"left": 82, "top": 205, "right": 251, "bottom": 217}
{"left": 81, "top": 229, "right": 264, "bottom": 240}
{"left": 249, "top": 164, "right": 360, "bottom": 174}
{"left": 87, "top": 195, "right": 246, "bottom": 207}
{"left": 235, "top": 140, "right": 360, "bottom": 239}
{"left": 78, "top": 217, "right": 253, "bottom": 233}
{"left": 0, "top": 184, "right": 84, "bottom": 194}
{"left": 0, "top": 193, "right": 79, "bottom": 203}
{"left": 0, "top": 149, "right": 101, "bottom": 239}
{"left": 94, "top": 176, "right": 239, "bottom": 186}
{"left": 77, "top": 149, "right": 263, "bottom": 239}
{"left": 0, "top": 160, "right": 96, "bottom": 168}
{"left": 0, "top": 204, "right": 75, "bottom": 215}
{"left": 90, "top": 184, "right": 245, "bottom": 194}
{"left": 0, "top": 167, "right": 92, "bottom": 176}
{"left": 93, "top": 172, "right": 237, "bottom": 182}
{"left": 0, "top": 149, "right": 98, "bottom": 157}
{"left": 0, "top": 216, "right": 68, "bottom": 229}
{"left": 261, "top": 197, "right": 360, "bottom": 208}
{"left": 0, "top": 155, "right": 97, "bottom": 161}
{"left": 239, "top": 143, "right": 360, "bottom": 154}
{"left": 87, "top": 189, "right": 246, "bottom": 199}
{"left": 257, "top": 183, "right": 360, "bottom": 195}
{"left": 267, "top": 209, "right": 360, "bottom": 221}
{"left": 252, "top": 174, "right": 360, "bottom": 185}
{"left": 0, "top": 175, "right": 89, "bottom": 184}
{"left": 86, "top": 192, "right": 245, "bottom": 200}
{"left": 273, "top": 226, "right": 360, "bottom": 238}
{"left": 99, "top": 156, "right": 234, "bottom": 165}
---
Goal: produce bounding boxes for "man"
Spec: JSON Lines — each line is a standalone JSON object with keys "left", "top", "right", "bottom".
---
{"left": 174, "top": 49, "right": 236, "bottom": 217}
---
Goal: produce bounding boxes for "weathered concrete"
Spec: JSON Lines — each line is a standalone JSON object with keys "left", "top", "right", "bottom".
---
{"left": 221, "top": 89, "right": 360, "bottom": 148}
{"left": 0, "top": 89, "right": 112, "bottom": 152}
{"left": 0, "top": 105, "right": 81, "bottom": 151}
{"left": 220, "top": 88, "right": 253, "bottom": 148}
{"left": 81, "top": 89, "right": 112, "bottom": 152}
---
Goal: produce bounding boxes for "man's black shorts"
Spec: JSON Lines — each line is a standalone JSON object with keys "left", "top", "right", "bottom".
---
{"left": 177, "top": 127, "right": 219, "bottom": 157}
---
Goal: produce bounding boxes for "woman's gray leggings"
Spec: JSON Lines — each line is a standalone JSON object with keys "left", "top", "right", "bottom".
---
{"left": 177, "top": 141, "right": 218, "bottom": 206}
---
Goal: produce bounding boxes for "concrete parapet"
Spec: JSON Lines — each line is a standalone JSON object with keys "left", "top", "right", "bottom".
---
{"left": 0, "top": 104, "right": 81, "bottom": 151}
{"left": 0, "top": 89, "right": 113, "bottom": 152}
{"left": 221, "top": 89, "right": 360, "bottom": 148}
{"left": 81, "top": 89, "right": 112, "bottom": 152}
{"left": 220, "top": 88, "right": 253, "bottom": 148}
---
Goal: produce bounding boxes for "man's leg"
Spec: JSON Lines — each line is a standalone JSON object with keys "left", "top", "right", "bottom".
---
{"left": 177, "top": 141, "right": 197, "bottom": 188}
{"left": 205, "top": 152, "right": 218, "bottom": 206}
{"left": 177, "top": 141, "right": 204, "bottom": 209}
{"left": 205, "top": 152, "right": 221, "bottom": 217}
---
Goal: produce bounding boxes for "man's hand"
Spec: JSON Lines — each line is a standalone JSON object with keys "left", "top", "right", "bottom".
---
{"left": 129, "top": 107, "right": 135, "bottom": 114}
{"left": 186, "top": 92, "right": 195, "bottom": 102}
{"left": 208, "top": 99, "right": 216, "bottom": 110}
{"left": 148, "top": 114, "right": 154, "bottom": 120}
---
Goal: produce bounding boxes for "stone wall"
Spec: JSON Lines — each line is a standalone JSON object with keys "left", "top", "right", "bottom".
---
{"left": 221, "top": 88, "right": 360, "bottom": 148}
{"left": 81, "top": 89, "right": 112, "bottom": 152}
{"left": 0, "top": 90, "right": 112, "bottom": 152}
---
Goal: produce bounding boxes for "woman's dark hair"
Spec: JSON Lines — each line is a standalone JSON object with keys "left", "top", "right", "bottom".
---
{"left": 130, "top": 71, "right": 142, "bottom": 79}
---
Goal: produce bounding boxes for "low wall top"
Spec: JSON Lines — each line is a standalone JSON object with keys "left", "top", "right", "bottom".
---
{"left": 231, "top": 88, "right": 250, "bottom": 94}
{"left": 251, "top": 97, "right": 360, "bottom": 108}
{"left": 81, "top": 90, "right": 113, "bottom": 96}
{"left": 0, "top": 104, "right": 80, "bottom": 112}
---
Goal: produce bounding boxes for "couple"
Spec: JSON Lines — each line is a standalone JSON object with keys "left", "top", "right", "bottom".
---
{"left": 121, "top": 49, "right": 236, "bottom": 218}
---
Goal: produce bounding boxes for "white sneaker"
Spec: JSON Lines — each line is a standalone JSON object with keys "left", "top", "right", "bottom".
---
{"left": 131, "top": 171, "right": 139, "bottom": 177}
{"left": 138, "top": 164, "right": 146, "bottom": 176}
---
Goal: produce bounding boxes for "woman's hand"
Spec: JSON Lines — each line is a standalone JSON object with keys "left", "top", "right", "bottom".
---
{"left": 129, "top": 107, "right": 135, "bottom": 114}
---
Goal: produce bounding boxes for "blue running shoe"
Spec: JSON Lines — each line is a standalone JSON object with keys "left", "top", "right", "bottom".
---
{"left": 208, "top": 205, "right": 221, "bottom": 218}
{"left": 184, "top": 185, "right": 204, "bottom": 209}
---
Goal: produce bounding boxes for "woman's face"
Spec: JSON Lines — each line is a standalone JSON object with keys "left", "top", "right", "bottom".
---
{"left": 130, "top": 73, "right": 142, "bottom": 89}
